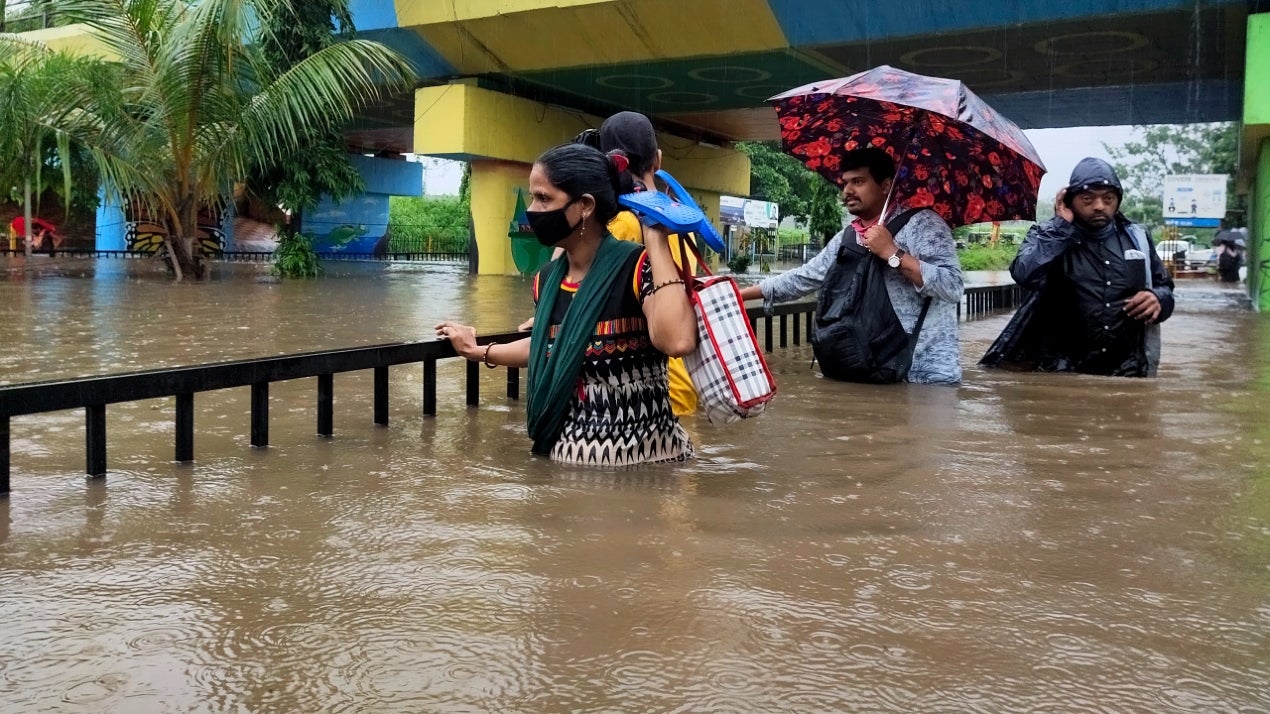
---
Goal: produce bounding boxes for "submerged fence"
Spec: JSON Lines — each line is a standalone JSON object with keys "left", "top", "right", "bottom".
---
{"left": 0, "top": 285, "right": 1022, "bottom": 495}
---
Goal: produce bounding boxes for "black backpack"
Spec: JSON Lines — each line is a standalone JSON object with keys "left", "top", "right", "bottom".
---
{"left": 811, "top": 209, "right": 932, "bottom": 384}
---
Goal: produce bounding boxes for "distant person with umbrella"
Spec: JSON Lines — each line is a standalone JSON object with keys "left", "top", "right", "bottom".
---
{"left": 740, "top": 66, "right": 1048, "bottom": 385}
{"left": 982, "top": 159, "right": 1175, "bottom": 377}
{"left": 1213, "top": 230, "right": 1244, "bottom": 283}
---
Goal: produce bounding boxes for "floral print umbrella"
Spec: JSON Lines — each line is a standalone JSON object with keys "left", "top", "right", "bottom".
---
{"left": 769, "top": 65, "right": 1047, "bottom": 228}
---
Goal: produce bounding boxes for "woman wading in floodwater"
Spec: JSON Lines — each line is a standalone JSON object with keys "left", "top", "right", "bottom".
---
{"left": 436, "top": 143, "right": 697, "bottom": 466}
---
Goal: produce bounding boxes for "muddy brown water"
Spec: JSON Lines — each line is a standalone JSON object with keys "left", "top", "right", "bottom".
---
{"left": 1, "top": 258, "right": 1267, "bottom": 712}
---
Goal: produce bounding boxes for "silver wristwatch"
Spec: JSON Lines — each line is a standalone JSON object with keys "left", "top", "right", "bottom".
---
{"left": 887, "top": 248, "right": 906, "bottom": 269}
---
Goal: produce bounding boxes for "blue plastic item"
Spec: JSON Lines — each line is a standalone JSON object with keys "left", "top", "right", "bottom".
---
{"left": 616, "top": 170, "right": 726, "bottom": 252}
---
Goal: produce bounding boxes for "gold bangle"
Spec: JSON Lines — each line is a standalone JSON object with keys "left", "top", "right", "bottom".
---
{"left": 482, "top": 341, "right": 498, "bottom": 369}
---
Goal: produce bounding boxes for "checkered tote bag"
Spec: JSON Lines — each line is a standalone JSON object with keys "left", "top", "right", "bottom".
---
{"left": 682, "top": 274, "right": 777, "bottom": 425}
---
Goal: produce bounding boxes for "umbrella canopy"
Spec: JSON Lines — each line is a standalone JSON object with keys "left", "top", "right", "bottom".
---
{"left": 769, "top": 65, "right": 1047, "bottom": 228}
{"left": 1211, "top": 229, "right": 1243, "bottom": 248}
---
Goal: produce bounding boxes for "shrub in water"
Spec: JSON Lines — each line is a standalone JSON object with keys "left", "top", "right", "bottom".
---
{"left": 272, "top": 230, "right": 323, "bottom": 278}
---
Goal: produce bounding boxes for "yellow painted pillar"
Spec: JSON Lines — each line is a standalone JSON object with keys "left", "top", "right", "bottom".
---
{"left": 414, "top": 83, "right": 751, "bottom": 275}
{"left": 469, "top": 160, "right": 531, "bottom": 276}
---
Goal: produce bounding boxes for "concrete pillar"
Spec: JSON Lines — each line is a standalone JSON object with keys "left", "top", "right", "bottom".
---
{"left": 1253, "top": 139, "right": 1270, "bottom": 310}
{"left": 413, "top": 83, "right": 750, "bottom": 275}
{"left": 469, "top": 160, "right": 533, "bottom": 276}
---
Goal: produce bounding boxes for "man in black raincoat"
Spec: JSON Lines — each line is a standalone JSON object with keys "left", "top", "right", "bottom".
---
{"left": 981, "top": 158, "right": 1174, "bottom": 377}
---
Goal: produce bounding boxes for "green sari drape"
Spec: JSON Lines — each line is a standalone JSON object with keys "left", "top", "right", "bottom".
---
{"left": 526, "top": 234, "right": 643, "bottom": 455}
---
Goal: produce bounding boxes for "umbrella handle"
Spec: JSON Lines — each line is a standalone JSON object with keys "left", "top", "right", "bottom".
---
{"left": 879, "top": 124, "right": 921, "bottom": 225}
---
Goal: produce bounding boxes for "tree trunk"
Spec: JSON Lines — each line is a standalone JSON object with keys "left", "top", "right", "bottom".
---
{"left": 22, "top": 177, "right": 32, "bottom": 259}
{"left": 164, "top": 233, "right": 205, "bottom": 281}
{"left": 162, "top": 195, "right": 207, "bottom": 281}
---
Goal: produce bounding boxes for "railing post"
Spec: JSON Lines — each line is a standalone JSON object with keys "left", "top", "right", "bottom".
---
{"left": 466, "top": 360, "right": 480, "bottom": 407}
{"left": 317, "top": 374, "right": 334, "bottom": 437}
{"left": 86, "top": 404, "right": 106, "bottom": 478}
{"left": 251, "top": 382, "right": 269, "bottom": 447}
{"left": 764, "top": 315, "right": 774, "bottom": 352}
{"left": 423, "top": 358, "right": 437, "bottom": 416}
{"left": 793, "top": 313, "right": 801, "bottom": 346}
{"left": 374, "top": 366, "right": 389, "bottom": 426}
{"left": 779, "top": 314, "right": 788, "bottom": 349}
{"left": 507, "top": 367, "right": 520, "bottom": 400}
{"left": 175, "top": 392, "right": 194, "bottom": 463}
{"left": 1, "top": 416, "right": 9, "bottom": 496}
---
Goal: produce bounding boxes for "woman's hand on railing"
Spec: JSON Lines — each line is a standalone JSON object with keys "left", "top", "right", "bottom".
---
{"left": 434, "top": 321, "right": 479, "bottom": 360}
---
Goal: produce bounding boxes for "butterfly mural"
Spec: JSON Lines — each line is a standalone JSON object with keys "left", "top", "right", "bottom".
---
{"left": 125, "top": 222, "right": 224, "bottom": 255}
{"left": 125, "top": 204, "right": 225, "bottom": 256}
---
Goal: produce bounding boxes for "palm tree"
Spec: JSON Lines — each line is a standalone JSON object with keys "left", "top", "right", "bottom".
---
{"left": 58, "top": 0, "right": 416, "bottom": 280}
{"left": 0, "top": 39, "right": 113, "bottom": 257}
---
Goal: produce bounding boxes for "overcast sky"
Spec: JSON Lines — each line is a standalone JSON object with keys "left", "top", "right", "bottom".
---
{"left": 1024, "top": 125, "right": 1139, "bottom": 204}
{"left": 416, "top": 125, "right": 1146, "bottom": 202}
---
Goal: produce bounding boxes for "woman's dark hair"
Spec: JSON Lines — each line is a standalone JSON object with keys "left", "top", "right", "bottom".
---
{"left": 598, "top": 111, "right": 659, "bottom": 177}
{"left": 535, "top": 143, "right": 635, "bottom": 226}
{"left": 570, "top": 128, "right": 601, "bottom": 150}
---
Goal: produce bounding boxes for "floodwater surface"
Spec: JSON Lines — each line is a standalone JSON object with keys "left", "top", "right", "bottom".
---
{"left": 1, "top": 257, "right": 1267, "bottom": 712}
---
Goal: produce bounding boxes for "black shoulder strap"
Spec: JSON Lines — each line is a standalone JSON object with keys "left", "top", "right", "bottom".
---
{"left": 909, "top": 297, "right": 933, "bottom": 348}
{"left": 885, "top": 207, "right": 922, "bottom": 238}
{"left": 886, "top": 207, "right": 932, "bottom": 347}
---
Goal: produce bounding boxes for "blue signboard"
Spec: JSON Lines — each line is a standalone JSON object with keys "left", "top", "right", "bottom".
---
{"left": 1164, "top": 217, "right": 1221, "bottom": 228}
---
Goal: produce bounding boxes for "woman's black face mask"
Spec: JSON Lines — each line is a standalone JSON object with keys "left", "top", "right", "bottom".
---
{"left": 526, "top": 197, "right": 582, "bottom": 247}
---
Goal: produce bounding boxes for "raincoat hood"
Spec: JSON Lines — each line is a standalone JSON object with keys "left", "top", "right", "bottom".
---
{"left": 1064, "top": 158, "right": 1123, "bottom": 204}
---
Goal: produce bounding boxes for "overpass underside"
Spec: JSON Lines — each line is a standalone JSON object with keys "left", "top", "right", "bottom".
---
{"left": 335, "top": 0, "right": 1269, "bottom": 281}
{"left": 23, "top": 1, "right": 1270, "bottom": 291}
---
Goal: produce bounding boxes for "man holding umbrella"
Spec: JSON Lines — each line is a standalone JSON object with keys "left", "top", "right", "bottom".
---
{"left": 743, "top": 66, "right": 1050, "bottom": 386}
{"left": 739, "top": 148, "right": 964, "bottom": 384}
{"left": 981, "top": 158, "right": 1175, "bottom": 377}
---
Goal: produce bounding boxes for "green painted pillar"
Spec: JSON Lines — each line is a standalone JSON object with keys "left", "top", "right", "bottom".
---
{"left": 1255, "top": 141, "right": 1270, "bottom": 310}
{"left": 1243, "top": 14, "right": 1270, "bottom": 310}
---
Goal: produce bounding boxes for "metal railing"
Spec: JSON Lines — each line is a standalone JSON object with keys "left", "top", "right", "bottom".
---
{"left": 0, "top": 286, "right": 1024, "bottom": 495}
{"left": 960, "top": 284, "right": 1024, "bottom": 321}
{"left": 0, "top": 334, "right": 526, "bottom": 493}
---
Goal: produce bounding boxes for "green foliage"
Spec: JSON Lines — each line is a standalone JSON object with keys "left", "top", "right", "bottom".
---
{"left": 953, "top": 224, "right": 1028, "bottom": 246}
{"left": 727, "top": 252, "right": 752, "bottom": 274}
{"left": 388, "top": 195, "right": 470, "bottom": 253}
{"left": 736, "top": 140, "right": 816, "bottom": 224}
{"left": 246, "top": 0, "right": 366, "bottom": 220}
{"left": 748, "top": 227, "right": 775, "bottom": 255}
{"left": 1118, "top": 194, "right": 1165, "bottom": 234}
{"left": 271, "top": 229, "right": 323, "bottom": 278}
{"left": 0, "top": 42, "right": 115, "bottom": 256}
{"left": 1103, "top": 122, "right": 1242, "bottom": 226}
{"left": 51, "top": 0, "right": 416, "bottom": 279}
{"left": 957, "top": 243, "right": 1019, "bottom": 271}
{"left": 458, "top": 163, "right": 471, "bottom": 205}
{"left": 808, "top": 175, "right": 843, "bottom": 244}
{"left": 777, "top": 226, "right": 808, "bottom": 247}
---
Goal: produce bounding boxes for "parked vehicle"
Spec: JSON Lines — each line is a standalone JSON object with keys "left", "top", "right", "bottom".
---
{"left": 1157, "top": 239, "right": 1214, "bottom": 270}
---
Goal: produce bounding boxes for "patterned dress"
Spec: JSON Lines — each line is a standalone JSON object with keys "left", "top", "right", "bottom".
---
{"left": 533, "top": 249, "right": 694, "bottom": 466}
